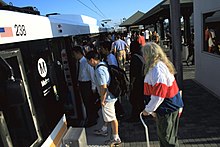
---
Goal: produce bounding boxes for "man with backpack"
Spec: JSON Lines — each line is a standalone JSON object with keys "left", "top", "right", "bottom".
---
{"left": 94, "top": 41, "right": 126, "bottom": 138}
{"left": 99, "top": 41, "right": 125, "bottom": 119}
{"left": 85, "top": 50, "right": 121, "bottom": 146}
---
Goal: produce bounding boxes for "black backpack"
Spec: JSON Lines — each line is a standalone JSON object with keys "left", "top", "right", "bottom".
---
{"left": 97, "top": 64, "right": 129, "bottom": 97}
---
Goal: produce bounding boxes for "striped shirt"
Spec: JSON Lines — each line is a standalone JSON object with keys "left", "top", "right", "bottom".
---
{"left": 144, "top": 61, "right": 183, "bottom": 115}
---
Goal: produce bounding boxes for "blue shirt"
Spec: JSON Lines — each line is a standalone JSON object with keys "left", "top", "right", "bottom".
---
{"left": 107, "top": 53, "right": 118, "bottom": 67}
{"left": 94, "top": 62, "right": 117, "bottom": 102}
{"left": 113, "top": 39, "right": 127, "bottom": 51}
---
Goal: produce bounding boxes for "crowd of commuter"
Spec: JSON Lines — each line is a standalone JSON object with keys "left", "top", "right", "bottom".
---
{"left": 71, "top": 29, "right": 183, "bottom": 146}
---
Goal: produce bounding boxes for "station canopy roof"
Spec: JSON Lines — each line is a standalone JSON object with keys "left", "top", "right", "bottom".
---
{"left": 119, "top": 11, "right": 144, "bottom": 27}
{"left": 134, "top": 0, "right": 193, "bottom": 25}
{"left": 0, "top": 0, "right": 7, "bottom": 6}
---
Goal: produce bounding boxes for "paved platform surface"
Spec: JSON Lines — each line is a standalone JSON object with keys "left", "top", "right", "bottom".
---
{"left": 86, "top": 64, "right": 220, "bottom": 147}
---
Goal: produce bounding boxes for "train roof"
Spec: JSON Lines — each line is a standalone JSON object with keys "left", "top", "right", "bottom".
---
{"left": 0, "top": 9, "right": 100, "bottom": 45}
{"left": 48, "top": 14, "right": 99, "bottom": 37}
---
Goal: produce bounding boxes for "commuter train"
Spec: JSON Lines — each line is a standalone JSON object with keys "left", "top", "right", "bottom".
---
{"left": 0, "top": 4, "right": 102, "bottom": 147}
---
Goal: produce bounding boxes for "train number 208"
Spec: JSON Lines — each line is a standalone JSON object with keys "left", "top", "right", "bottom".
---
{"left": 14, "top": 24, "right": 27, "bottom": 36}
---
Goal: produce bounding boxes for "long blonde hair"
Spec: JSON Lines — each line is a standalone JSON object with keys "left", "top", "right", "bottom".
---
{"left": 142, "top": 42, "right": 176, "bottom": 75}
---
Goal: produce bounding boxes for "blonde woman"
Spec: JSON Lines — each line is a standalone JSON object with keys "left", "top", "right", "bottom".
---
{"left": 141, "top": 42, "right": 183, "bottom": 147}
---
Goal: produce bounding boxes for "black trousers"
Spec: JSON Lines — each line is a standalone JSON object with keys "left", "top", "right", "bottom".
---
{"left": 78, "top": 81, "right": 98, "bottom": 123}
{"left": 115, "top": 97, "right": 125, "bottom": 117}
{"left": 129, "top": 86, "right": 145, "bottom": 118}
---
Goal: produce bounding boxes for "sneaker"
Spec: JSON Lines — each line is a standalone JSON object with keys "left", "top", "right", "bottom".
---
{"left": 93, "top": 129, "right": 108, "bottom": 136}
{"left": 105, "top": 138, "right": 121, "bottom": 146}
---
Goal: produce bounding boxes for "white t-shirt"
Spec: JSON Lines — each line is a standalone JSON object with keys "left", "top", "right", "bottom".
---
{"left": 144, "top": 30, "right": 150, "bottom": 40}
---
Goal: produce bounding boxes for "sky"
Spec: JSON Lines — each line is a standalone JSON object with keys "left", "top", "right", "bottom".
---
{"left": 3, "top": 0, "right": 162, "bottom": 27}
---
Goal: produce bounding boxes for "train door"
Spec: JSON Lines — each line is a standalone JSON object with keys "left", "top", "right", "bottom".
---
{"left": 48, "top": 37, "right": 86, "bottom": 126}
{"left": 0, "top": 48, "right": 42, "bottom": 147}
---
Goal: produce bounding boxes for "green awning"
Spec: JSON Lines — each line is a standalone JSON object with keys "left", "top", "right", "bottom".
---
{"left": 119, "top": 11, "right": 144, "bottom": 27}
{"left": 135, "top": 0, "right": 193, "bottom": 25}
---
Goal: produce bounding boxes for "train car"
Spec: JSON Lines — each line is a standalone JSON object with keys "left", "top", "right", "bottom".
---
{"left": 0, "top": 4, "right": 100, "bottom": 147}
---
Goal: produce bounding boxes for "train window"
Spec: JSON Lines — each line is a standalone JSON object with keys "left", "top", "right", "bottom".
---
{"left": 203, "top": 10, "right": 220, "bottom": 55}
{"left": 0, "top": 50, "right": 40, "bottom": 147}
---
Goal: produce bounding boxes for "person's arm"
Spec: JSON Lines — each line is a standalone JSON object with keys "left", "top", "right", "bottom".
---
{"left": 143, "top": 95, "right": 164, "bottom": 115}
{"left": 96, "top": 66, "right": 108, "bottom": 106}
{"left": 143, "top": 68, "right": 166, "bottom": 115}
{"left": 129, "top": 55, "right": 138, "bottom": 88}
{"left": 156, "top": 34, "right": 159, "bottom": 43}
{"left": 100, "top": 84, "right": 108, "bottom": 107}
{"left": 124, "top": 40, "right": 128, "bottom": 49}
{"left": 88, "top": 64, "right": 96, "bottom": 91}
{"left": 112, "top": 42, "right": 117, "bottom": 55}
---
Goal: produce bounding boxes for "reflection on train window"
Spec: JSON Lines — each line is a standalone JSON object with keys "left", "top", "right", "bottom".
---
{"left": 203, "top": 10, "right": 220, "bottom": 55}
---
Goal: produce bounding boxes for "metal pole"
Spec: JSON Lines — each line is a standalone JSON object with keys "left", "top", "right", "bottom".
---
{"left": 140, "top": 112, "right": 150, "bottom": 147}
{"left": 170, "top": 0, "right": 183, "bottom": 90}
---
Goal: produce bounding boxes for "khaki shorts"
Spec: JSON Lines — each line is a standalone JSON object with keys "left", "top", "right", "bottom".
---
{"left": 116, "top": 50, "right": 126, "bottom": 61}
{"left": 102, "top": 100, "right": 117, "bottom": 122}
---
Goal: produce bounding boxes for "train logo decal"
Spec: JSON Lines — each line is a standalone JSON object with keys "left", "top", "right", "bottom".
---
{"left": 37, "top": 58, "right": 47, "bottom": 78}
